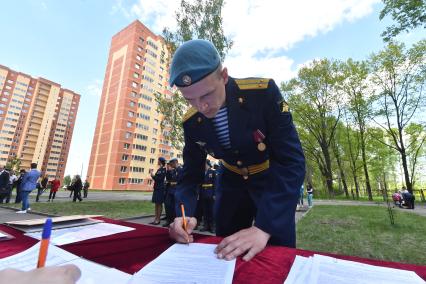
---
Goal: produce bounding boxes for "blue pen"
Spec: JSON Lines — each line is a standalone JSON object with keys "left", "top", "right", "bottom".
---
{"left": 37, "top": 218, "right": 52, "bottom": 268}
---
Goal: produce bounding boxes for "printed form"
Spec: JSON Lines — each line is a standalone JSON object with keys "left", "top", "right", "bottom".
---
{"left": 130, "top": 243, "right": 236, "bottom": 284}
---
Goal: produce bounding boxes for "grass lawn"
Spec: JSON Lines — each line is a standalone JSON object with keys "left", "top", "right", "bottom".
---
{"left": 4, "top": 200, "right": 155, "bottom": 219}
{"left": 297, "top": 205, "right": 426, "bottom": 265}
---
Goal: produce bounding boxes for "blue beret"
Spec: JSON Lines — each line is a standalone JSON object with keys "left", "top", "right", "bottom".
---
{"left": 158, "top": 157, "right": 166, "bottom": 163}
{"left": 169, "top": 158, "right": 178, "bottom": 163}
{"left": 169, "top": 39, "right": 221, "bottom": 87}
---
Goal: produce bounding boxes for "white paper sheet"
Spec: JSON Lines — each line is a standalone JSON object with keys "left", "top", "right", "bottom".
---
{"left": 129, "top": 243, "right": 236, "bottom": 284}
{"left": 309, "top": 254, "right": 425, "bottom": 284}
{"left": 25, "top": 223, "right": 135, "bottom": 245}
{"left": 284, "top": 254, "right": 425, "bottom": 284}
{"left": 284, "top": 256, "right": 313, "bottom": 284}
{"left": 0, "top": 243, "right": 131, "bottom": 284}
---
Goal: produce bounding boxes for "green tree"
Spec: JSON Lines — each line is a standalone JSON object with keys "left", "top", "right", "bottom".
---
{"left": 380, "top": 0, "right": 426, "bottom": 42}
{"left": 157, "top": 0, "right": 233, "bottom": 149}
{"left": 63, "top": 175, "right": 71, "bottom": 186}
{"left": 283, "top": 59, "right": 343, "bottom": 195}
{"left": 405, "top": 122, "right": 426, "bottom": 187}
{"left": 338, "top": 59, "right": 375, "bottom": 200}
{"left": 5, "top": 157, "right": 21, "bottom": 172}
{"left": 370, "top": 40, "right": 426, "bottom": 193}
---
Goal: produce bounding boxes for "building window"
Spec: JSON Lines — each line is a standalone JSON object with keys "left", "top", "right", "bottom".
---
{"left": 150, "top": 148, "right": 156, "bottom": 154}
{"left": 120, "top": 166, "right": 127, "bottom": 172}
{"left": 124, "top": 143, "right": 130, "bottom": 149}
{"left": 132, "top": 82, "right": 138, "bottom": 88}
{"left": 133, "top": 72, "right": 139, "bottom": 79}
{"left": 135, "top": 62, "right": 140, "bottom": 69}
{"left": 122, "top": 154, "right": 128, "bottom": 161}
{"left": 125, "top": 132, "right": 132, "bottom": 139}
{"left": 129, "top": 101, "right": 135, "bottom": 107}
{"left": 128, "top": 111, "right": 134, "bottom": 118}
{"left": 149, "top": 158, "right": 155, "bottom": 164}
{"left": 126, "top": 122, "right": 133, "bottom": 128}
{"left": 118, "top": 178, "right": 126, "bottom": 184}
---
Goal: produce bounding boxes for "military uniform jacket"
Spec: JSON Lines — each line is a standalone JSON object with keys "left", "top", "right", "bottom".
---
{"left": 167, "top": 166, "right": 182, "bottom": 193}
{"left": 152, "top": 166, "right": 166, "bottom": 191}
{"left": 200, "top": 168, "right": 215, "bottom": 199}
{"left": 175, "top": 77, "right": 305, "bottom": 240}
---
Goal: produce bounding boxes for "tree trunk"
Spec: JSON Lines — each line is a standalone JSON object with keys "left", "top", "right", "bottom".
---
{"left": 322, "top": 144, "right": 334, "bottom": 196}
{"left": 332, "top": 142, "right": 349, "bottom": 197}
{"left": 359, "top": 131, "right": 373, "bottom": 200}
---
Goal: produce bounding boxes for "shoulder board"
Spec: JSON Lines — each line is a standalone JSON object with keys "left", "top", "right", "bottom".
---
{"left": 280, "top": 100, "right": 289, "bottom": 112}
{"left": 235, "top": 78, "right": 270, "bottom": 90}
{"left": 182, "top": 107, "right": 198, "bottom": 123}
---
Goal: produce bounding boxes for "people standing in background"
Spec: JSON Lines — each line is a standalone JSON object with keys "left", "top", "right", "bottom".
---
{"left": 71, "top": 175, "right": 83, "bottom": 202}
{"left": 200, "top": 160, "right": 215, "bottom": 233}
{"left": 48, "top": 178, "right": 61, "bottom": 202}
{"left": 307, "top": 183, "right": 314, "bottom": 208}
{"left": 5, "top": 169, "right": 17, "bottom": 203}
{"left": 17, "top": 163, "right": 41, "bottom": 213}
{"left": 83, "top": 179, "right": 90, "bottom": 198}
{"left": 163, "top": 158, "right": 182, "bottom": 227}
{"left": 298, "top": 184, "right": 304, "bottom": 209}
{"left": 0, "top": 166, "right": 10, "bottom": 203}
{"left": 14, "top": 169, "right": 26, "bottom": 204}
{"left": 35, "top": 174, "right": 48, "bottom": 202}
{"left": 150, "top": 157, "right": 167, "bottom": 225}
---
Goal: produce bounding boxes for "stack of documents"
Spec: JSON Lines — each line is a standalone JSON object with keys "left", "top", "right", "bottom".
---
{"left": 25, "top": 222, "right": 135, "bottom": 245}
{"left": 284, "top": 254, "right": 424, "bottom": 284}
{"left": 0, "top": 242, "right": 131, "bottom": 284}
{"left": 130, "top": 243, "right": 236, "bottom": 284}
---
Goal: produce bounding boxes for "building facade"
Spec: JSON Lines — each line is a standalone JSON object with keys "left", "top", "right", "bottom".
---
{"left": 0, "top": 64, "right": 80, "bottom": 179}
{"left": 88, "top": 20, "right": 180, "bottom": 191}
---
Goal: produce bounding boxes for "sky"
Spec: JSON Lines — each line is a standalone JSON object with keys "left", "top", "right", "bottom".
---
{"left": 0, "top": 0, "right": 424, "bottom": 178}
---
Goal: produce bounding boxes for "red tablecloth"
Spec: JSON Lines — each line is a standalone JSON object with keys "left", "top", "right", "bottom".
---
{"left": 0, "top": 218, "right": 425, "bottom": 283}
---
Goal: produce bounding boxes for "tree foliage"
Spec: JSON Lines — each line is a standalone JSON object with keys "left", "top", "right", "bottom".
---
{"left": 158, "top": 0, "right": 233, "bottom": 150}
{"left": 380, "top": 0, "right": 426, "bottom": 41}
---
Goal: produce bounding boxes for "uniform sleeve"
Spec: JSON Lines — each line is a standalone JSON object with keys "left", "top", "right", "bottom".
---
{"left": 174, "top": 125, "right": 207, "bottom": 217}
{"left": 254, "top": 79, "right": 305, "bottom": 244}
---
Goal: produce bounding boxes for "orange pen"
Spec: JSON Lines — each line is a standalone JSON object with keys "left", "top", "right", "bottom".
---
{"left": 180, "top": 203, "right": 189, "bottom": 243}
{"left": 37, "top": 218, "right": 52, "bottom": 268}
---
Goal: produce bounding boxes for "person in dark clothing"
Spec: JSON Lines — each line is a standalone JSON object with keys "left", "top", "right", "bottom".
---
{"left": 163, "top": 158, "right": 182, "bottom": 227}
{"left": 36, "top": 174, "right": 48, "bottom": 202}
{"left": 150, "top": 157, "right": 167, "bottom": 225}
{"left": 0, "top": 166, "right": 10, "bottom": 203}
{"left": 14, "top": 169, "right": 26, "bottom": 203}
{"left": 83, "top": 180, "right": 90, "bottom": 198}
{"left": 71, "top": 175, "right": 83, "bottom": 202}
{"left": 200, "top": 160, "right": 216, "bottom": 232}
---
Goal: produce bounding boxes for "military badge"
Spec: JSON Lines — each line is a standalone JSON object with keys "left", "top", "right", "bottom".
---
{"left": 182, "top": 75, "right": 192, "bottom": 86}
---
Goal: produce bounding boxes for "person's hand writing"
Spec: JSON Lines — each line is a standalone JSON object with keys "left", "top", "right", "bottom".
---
{"left": 0, "top": 264, "right": 81, "bottom": 284}
{"left": 215, "top": 226, "right": 270, "bottom": 261}
{"left": 169, "top": 217, "right": 197, "bottom": 244}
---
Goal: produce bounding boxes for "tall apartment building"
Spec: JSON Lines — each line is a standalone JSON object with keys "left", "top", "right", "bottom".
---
{"left": 88, "top": 20, "right": 180, "bottom": 191}
{"left": 0, "top": 64, "right": 80, "bottom": 179}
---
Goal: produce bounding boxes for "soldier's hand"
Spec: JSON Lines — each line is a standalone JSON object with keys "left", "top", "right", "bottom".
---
{"left": 169, "top": 217, "right": 197, "bottom": 244}
{"left": 215, "top": 226, "right": 270, "bottom": 261}
{"left": 0, "top": 264, "right": 81, "bottom": 284}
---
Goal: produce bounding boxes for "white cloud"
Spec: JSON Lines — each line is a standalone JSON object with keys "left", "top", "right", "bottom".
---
{"left": 86, "top": 79, "right": 103, "bottom": 97}
{"left": 129, "top": 0, "right": 180, "bottom": 34}
{"left": 125, "top": 0, "right": 379, "bottom": 83}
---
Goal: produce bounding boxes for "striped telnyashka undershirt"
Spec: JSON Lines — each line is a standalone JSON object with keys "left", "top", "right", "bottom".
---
{"left": 211, "top": 107, "right": 231, "bottom": 149}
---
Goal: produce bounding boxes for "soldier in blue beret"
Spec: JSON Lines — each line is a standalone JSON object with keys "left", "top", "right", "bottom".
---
{"left": 168, "top": 39, "right": 305, "bottom": 261}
